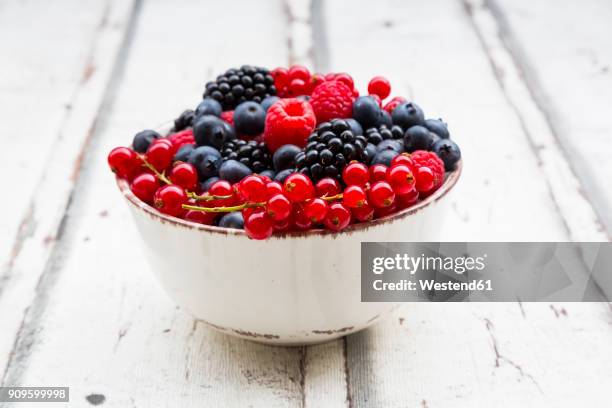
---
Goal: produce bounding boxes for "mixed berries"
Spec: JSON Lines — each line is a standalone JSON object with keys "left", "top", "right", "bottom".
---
{"left": 108, "top": 65, "right": 462, "bottom": 240}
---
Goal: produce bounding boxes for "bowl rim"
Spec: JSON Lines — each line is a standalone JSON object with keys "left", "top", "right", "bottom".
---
{"left": 116, "top": 159, "right": 462, "bottom": 239}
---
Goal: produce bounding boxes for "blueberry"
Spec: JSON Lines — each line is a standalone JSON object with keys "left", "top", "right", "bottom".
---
{"left": 424, "top": 118, "right": 450, "bottom": 139}
{"left": 218, "top": 212, "right": 244, "bottom": 229}
{"left": 376, "top": 139, "right": 404, "bottom": 153}
{"left": 273, "top": 144, "right": 301, "bottom": 171}
{"left": 260, "top": 169, "right": 276, "bottom": 179}
{"left": 379, "top": 110, "right": 393, "bottom": 127}
{"left": 194, "top": 115, "right": 235, "bottom": 149}
{"left": 195, "top": 98, "right": 222, "bottom": 118}
{"left": 352, "top": 96, "right": 382, "bottom": 129}
{"left": 403, "top": 125, "right": 438, "bottom": 152}
{"left": 392, "top": 102, "right": 425, "bottom": 129}
{"left": 219, "top": 159, "right": 252, "bottom": 184}
{"left": 234, "top": 101, "right": 266, "bottom": 135}
{"left": 371, "top": 149, "right": 400, "bottom": 166}
{"left": 132, "top": 129, "right": 160, "bottom": 153}
{"left": 174, "top": 144, "right": 195, "bottom": 162}
{"left": 200, "top": 176, "right": 220, "bottom": 192}
{"left": 188, "top": 146, "right": 223, "bottom": 180}
{"left": 345, "top": 118, "right": 363, "bottom": 136}
{"left": 433, "top": 139, "right": 461, "bottom": 171}
{"left": 261, "top": 96, "right": 281, "bottom": 112}
{"left": 274, "top": 168, "right": 295, "bottom": 183}
{"left": 365, "top": 143, "right": 377, "bottom": 164}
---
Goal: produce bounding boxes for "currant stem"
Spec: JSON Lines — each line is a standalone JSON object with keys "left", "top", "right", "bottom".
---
{"left": 140, "top": 155, "right": 172, "bottom": 185}
{"left": 182, "top": 202, "right": 265, "bottom": 213}
{"left": 187, "top": 192, "right": 233, "bottom": 201}
{"left": 321, "top": 193, "right": 343, "bottom": 202}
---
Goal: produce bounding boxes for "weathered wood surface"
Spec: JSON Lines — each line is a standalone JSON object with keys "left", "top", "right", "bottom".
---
{"left": 0, "top": 0, "right": 610, "bottom": 406}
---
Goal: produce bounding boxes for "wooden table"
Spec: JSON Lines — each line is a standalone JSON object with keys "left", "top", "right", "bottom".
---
{"left": 1, "top": 0, "right": 611, "bottom": 406}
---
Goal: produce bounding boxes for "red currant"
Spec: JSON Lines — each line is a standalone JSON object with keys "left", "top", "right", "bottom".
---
{"left": 374, "top": 202, "right": 398, "bottom": 218}
{"left": 108, "top": 147, "right": 137, "bottom": 178}
{"left": 242, "top": 206, "right": 265, "bottom": 221}
{"left": 265, "top": 181, "right": 283, "bottom": 198}
{"left": 397, "top": 189, "right": 419, "bottom": 209}
{"left": 146, "top": 140, "right": 173, "bottom": 171}
{"left": 267, "top": 194, "right": 292, "bottom": 221}
{"left": 170, "top": 162, "right": 198, "bottom": 190}
{"left": 369, "top": 164, "right": 388, "bottom": 182}
{"left": 273, "top": 217, "right": 291, "bottom": 232}
{"left": 342, "top": 162, "right": 369, "bottom": 186}
{"left": 209, "top": 180, "right": 233, "bottom": 197}
{"left": 293, "top": 206, "right": 313, "bottom": 230}
{"left": 342, "top": 185, "right": 367, "bottom": 208}
{"left": 303, "top": 198, "right": 328, "bottom": 223}
{"left": 352, "top": 203, "right": 374, "bottom": 222}
{"left": 315, "top": 177, "right": 341, "bottom": 198}
{"left": 239, "top": 175, "right": 268, "bottom": 202}
{"left": 283, "top": 173, "right": 314, "bottom": 202}
{"left": 383, "top": 96, "right": 407, "bottom": 114}
{"left": 324, "top": 203, "right": 351, "bottom": 231}
{"left": 334, "top": 73, "right": 354, "bottom": 91}
{"left": 153, "top": 185, "right": 187, "bottom": 216}
{"left": 309, "top": 74, "right": 326, "bottom": 92}
{"left": 130, "top": 173, "right": 160, "bottom": 203}
{"left": 288, "top": 65, "right": 310, "bottom": 81}
{"left": 184, "top": 210, "right": 217, "bottom": 225}
{"left": 390, "top": 153, "right": 414, "bottom": 169}
{"left": 386, "top": 164, "right": 416, "bottom": 195}
{"left": 368, "top": 181, "right": 395, "bottom": 208}
{"left": 368, "top": 76, "right": 391, "bottom": 100}
{"left": 289, "top": 78, "right": 307, "bottom": 95}
{"left": 271, "top": 67, "right": 290, "bottom": 89}
{"left": 244, "top": 211, "right": 274, "bottom": 240}
{"left": 415, "top": 167, "right": 435, "bottom": 192}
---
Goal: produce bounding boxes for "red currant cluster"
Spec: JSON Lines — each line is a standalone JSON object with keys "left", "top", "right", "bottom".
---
{"left": 271, "top": 65, "right": 360, "bottom": 98}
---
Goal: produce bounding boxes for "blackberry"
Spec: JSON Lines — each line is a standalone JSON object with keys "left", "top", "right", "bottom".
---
{"left": 221, "top": 139, "right": 272, "bottom": 173}
{"left": 363, "top": 124, "right": 404, "bottom": 146}
{"left": 173, "top": 109, "right": 195, "bottom": 131}
{"left": 295, "top": 119, "right": 369, "bottom": 182}
{"left": 203, "top": 65, "right": 277, "bottom": 111}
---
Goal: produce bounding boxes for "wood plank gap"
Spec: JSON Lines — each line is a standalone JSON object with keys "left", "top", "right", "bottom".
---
{"left": 462, "top": 0, "right": 610, "bottom": 242}
{"left": 310, "top": 0, "right": 330, "bottom": 72}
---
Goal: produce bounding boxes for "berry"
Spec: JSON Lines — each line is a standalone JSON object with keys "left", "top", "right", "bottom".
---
{"left": 334, "top": 73, "right": 355, "bottom": 91}
{"left": 309, "top": 80, "right": 354, "bottom": 123}
{"left": 195, "top": 98, "right": 222, "bottom": 118}
{"left": 397, "top": 189, "right": 419, "bottom": 209}
{"left": 130, "top": 173, "right": 160, "bottom": 203}
{"left": 168, "top": 128, "right": 195, "bottom": 149}
{"left": 271, "top": 67, "right": 290, "bottom": 91}
{"left": 404, "top": 125, "right": 438, "bottom": 152}
{"left": 174, "top": 109, "right": 196, "bottom": 132}
{"left": 293, "top": 205, "right": 313, "bottom": 230}
{"left": 352, "top": 96, "right": 384, "bottom": 129}
{"left": 390, "top": 153, "right": 414, "bottom": 168}
{"left": 368, "top": 76, "right": 391, "bottom": 100}
{"left": 234, "top": 101, "right": 266, "bottom": 135}
{"left": 433, "top": 139, "right": 461, "bottom": 171}
{"left": 260, "top": 169, "right": 276, "bottom": 180}
{"left": 324, "top": 203, "right": 351, "bottom": 231}
{"left": 203, "top": 65, "right": 276, "bottom": 110}
{"left": 219, "top": 159, "right": 253, "bottom": 184}
{"left": 193, "top": 115, "right": 236, "bottom": 150}
{"left": 315, "top": 177, "right": 341, "bottom": 198}
{"left": 424, "top": 118, "right": 450, "bottom": 139}
{"left": 261, "top": 96, "right": 280, "bottom": 112}
{"left": 133, "top": 130, "right": 160, "bottom": 153}
{"left": 342, "top": 185, "right": 367, "bottom": 208}
{"left": 376, "top": 138, "right": 404, "bottom": 153}
{"left": 267, "top": 194, "right": 292, "bottom": 221}
{"left": 265, "top": 181, "right": 283, "bottom": 198}
{"left": 220, "top": 110, "right": 234, "bottom": 125}
{"left": 217, "top": 212, "right": 244, "bottom": 229}
{"left": 174, "top": 144, "right": 195, "bottom": 163}
{"left": 188, "top": 146, "right": 222, "bottom": 180}
{"left": 374, "top": 201, "right": 398, "bottom": 218}
{"left": 239, "top": 175, "right": 267, "bottom": 202}
{"left": 352, "top": 203, "right": 374, "bottom": 222}
{"left": 272, "top": 144, "right": 301, "bottom": 172}
{"left": 369, "top": 181, "right": 395, "bottom": 208}
{"left": 283, "top": 173, "right": 314, "bottom": 203}
{"left": 297, "top": 119, "right": 369, "bottom": 182}
{"left": 415, "top": 167, "right": 435, "bottom": 192}
{"left": 289, "top": 65, "right": 310, "bottom": 82}
{"left": 289, "top": 78, "right": 308, "bottom": 95}
{"left": 380, "top": 110, "right": 393, "bottom": 127}
{"left": 386, "top": 164, "right": 415, "bottom": 195}
{"left": 363, "top": 124, "right": 403, "bottom": 145}
{"left": 304, "top": 198, "right": 328, "bottom": 223}
{"left": 383, "top": 97, "right": 407, "bottom": 114}
{"left": 392, "top": 102, "right": 425, "bottom": 129}
{"left": 411, "top": 150, "right": 445, "bottom": 191}
{"left": 369, "top": 164, "right": 388, "bottom": 182}
{"left": 221, "top": 139, "right": 271, "bottom": 173}
{"left": 170, "top": 162, "right": 198, "bottom": 190}
{"left": 146, "top": 141, "right": 174, "bottom": 171}
{"left": 342, "top": 162, "right": 369, "bottom": 186}
{"left": 264, "top": 98, "right": 316, "bottom": 152}
{"left": 108, "top": 147, "right": 137, "bottom": 178}
{"left": 185, "top": 210, "right": 217, "bottom": 225}
{"left": 371, "top": 149, "right": 399, "bottom": 166}
{"left": 200, "top": 176, "right": 220, "bottom": 192}
{"left": 153, "top": 185, "right": 187, "bottom": 216}
{"left": 345, "top": 118, "right": 363, "bottom": 136}
{"left": 274, "top": 168, "right": 295, "bottom": 183}
{"left": 244, "top": 211, "right": 274, "bottom": 240}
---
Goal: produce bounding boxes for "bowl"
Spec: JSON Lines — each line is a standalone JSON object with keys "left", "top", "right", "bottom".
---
{"left": 116, "top": 125, "right": 462, "bottom": 345}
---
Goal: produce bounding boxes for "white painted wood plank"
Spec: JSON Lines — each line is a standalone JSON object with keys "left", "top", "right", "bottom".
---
{"left": 0, "top": 0, "right": 137, "bottom": 374}
{"left": 488, "top": 0, "right": 612, "bottom": 236}
{"left": 1, "top": 0, "right": 317, "bottom": 406}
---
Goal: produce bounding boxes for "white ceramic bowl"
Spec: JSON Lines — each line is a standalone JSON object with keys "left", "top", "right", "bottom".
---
{"left": 117, "top": 129, "right": 462, "bottom": 345}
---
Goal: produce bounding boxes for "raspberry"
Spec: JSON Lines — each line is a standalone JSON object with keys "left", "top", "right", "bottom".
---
{"left": 220, "top": 110, "right": 234, "bottom": 126}
{"left": 264, "top": 98, "right": 316, "bottom": 152}
{"left": 410, "top": 150, "right": 445, "bottom": 191}
{"left": 383, "top": 96, "right": 406, "bottom": 114}
{"left": 309, "top": 80, "right": 354, "bottom": 123}
{"left": 168, "top": 129, "right": 195, "bottom": 149}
